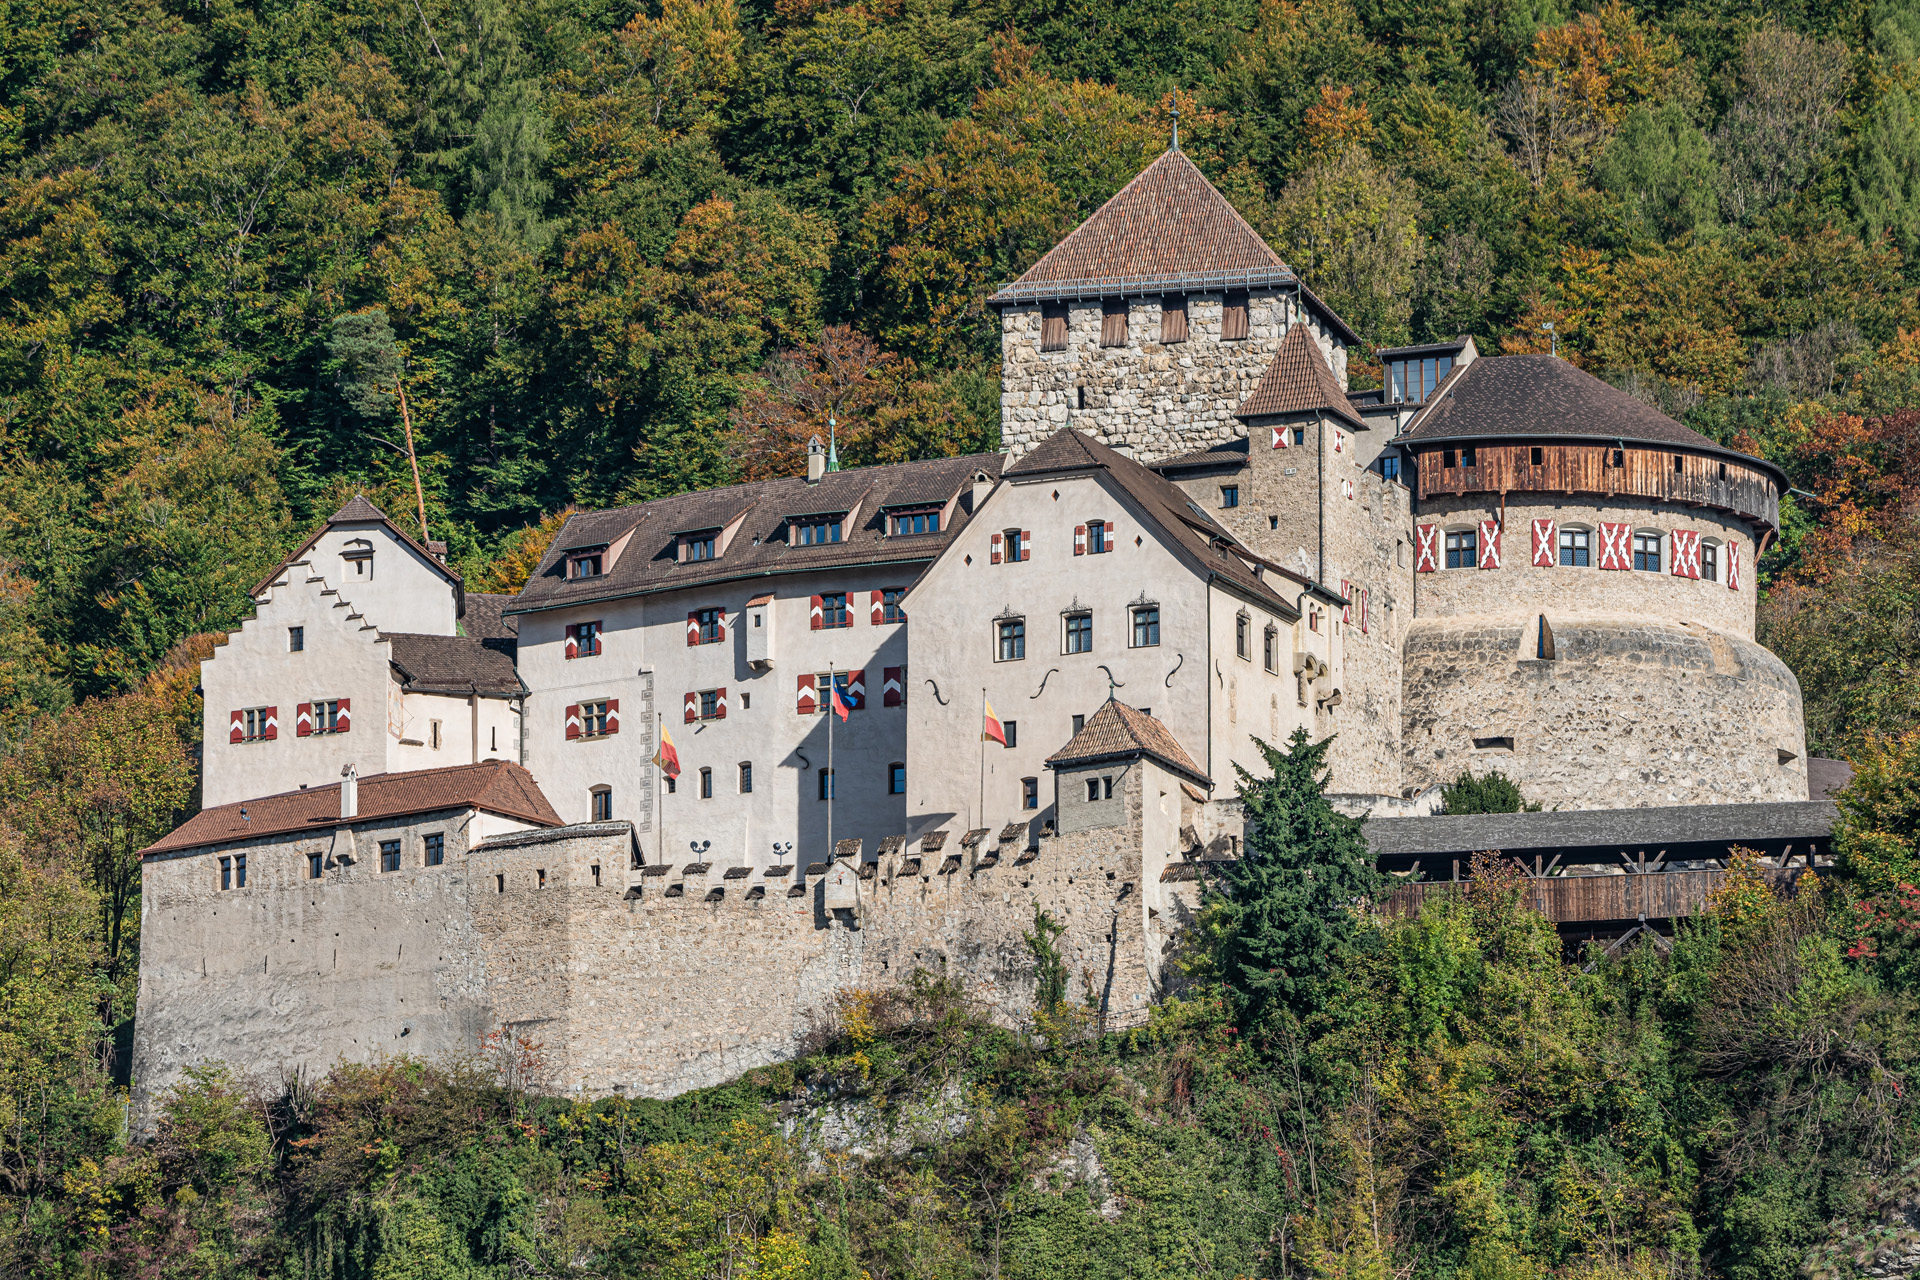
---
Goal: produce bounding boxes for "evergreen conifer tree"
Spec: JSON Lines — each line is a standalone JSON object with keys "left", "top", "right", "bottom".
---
{"left": 1213, "top": 728, "right": 1383, "bottom": 1026}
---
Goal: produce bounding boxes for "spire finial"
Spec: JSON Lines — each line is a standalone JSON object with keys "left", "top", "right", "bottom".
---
{"left": 1170, "top": 103, "right": 1180, "bottom": 151}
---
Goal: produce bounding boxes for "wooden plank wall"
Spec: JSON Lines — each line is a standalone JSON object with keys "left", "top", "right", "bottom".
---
{"left": 1381, "top": 866, "right": 1810, "bottom": 924}
{"left": 1414, "top": 445, "right": 1779, "bottom": 530}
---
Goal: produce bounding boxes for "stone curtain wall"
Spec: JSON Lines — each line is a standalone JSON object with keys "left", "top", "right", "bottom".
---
{"left": 1400, "top": 616, "right": 1809, "bottom": 809}
{"left": 998, "top": 294, "right": 1348, "bottom": 463}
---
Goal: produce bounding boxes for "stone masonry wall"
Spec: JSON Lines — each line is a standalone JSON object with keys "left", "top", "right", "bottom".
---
{"left": 998, "top": 294, "right": 1348, "bottom": 463}
{"left": 1401, "top": 615, "right": 1809, "bottom": 809}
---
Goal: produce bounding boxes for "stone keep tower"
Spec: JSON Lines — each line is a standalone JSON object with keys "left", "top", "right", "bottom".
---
{"left": 1395, "top": 355, "right": 1806, "bottom": 810}
{"left": 991, "top": 148, "right": 1359, "bottom": 464}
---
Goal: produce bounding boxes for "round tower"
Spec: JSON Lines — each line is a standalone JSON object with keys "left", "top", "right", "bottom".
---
{"left": 1396, "top": 355, "right": 1805, "bottom": 810}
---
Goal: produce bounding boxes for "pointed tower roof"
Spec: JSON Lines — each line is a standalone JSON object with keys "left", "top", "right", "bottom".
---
{"left": 989, "top": 150, "right": 1293, "bottom": 305}
{"left": 1046, "top": 700, "right": 1209, "bottom": 788}
{"left": 1235, "top": 324, "right": 1365, "bottom": 431}
{"left": 329, "top": 493, "right": 391, "bottom": 524}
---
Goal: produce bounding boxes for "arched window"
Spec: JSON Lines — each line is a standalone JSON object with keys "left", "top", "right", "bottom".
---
{"left": 738, "top": 762, "right": 753, "bottom": 793}
{"left": 1701, "top": 539, "right": 1720, "bottom": 582}
{"left": 590, "top": 786, "right": 612, "bottom": 822}
{"left": 1445, "top": 528, "right": 1477, "bottom": 569}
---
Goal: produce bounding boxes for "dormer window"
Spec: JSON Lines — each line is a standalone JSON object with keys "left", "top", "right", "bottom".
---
{"left": 681, "top": 530, "right": 718, "bottom": 562}
{"left": 569, "top": 550, "right": 604, "bottom": 579}
{"left": 792, "top": 517, "right": 841, "bottom": 546}
{"left": 1388, "top": 354, "right": 1453, "bottom": 404}
{"left": 890, "top": 508, "right": 941, "bottom": 536}
{"left": 342, "top": 540, "right": 373, "bottom": 578}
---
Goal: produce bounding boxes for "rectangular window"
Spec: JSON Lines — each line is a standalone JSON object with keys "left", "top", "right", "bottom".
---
{"left": 683, "top": 532, "right": 716, "bottom": 561}
{"left": 1264, "top": 626, "right": 1277, "bottom": 673}
{"left": 240, "top": 707, "right": 271, "bottom": 741}
{"left": 429, "top": 719, "right": 442, "bottom": 750}
{"left": 288, "top": 626, "right": 304, "bottom": 652}
{"left": 880, "top": 587, "right": 906, "bottom": 623}
{"left": 1378, "top": 455, "right": 1401, "bottom": 482}
{"left": 696, "top": 608, "right": 721, "bottom": 643}
{"left": 1531, "top": 447, "right": 1544, "bottom": 466}
{"left": 312, "top": 699, "right": 343, "bottom": 733}
{"left": 796, "top": 519, "right": 841, "bottom": 545}
{"left": 821, "top": 592, "right": 849, "bottom": 627}
{"left": 1071, "top": 714, "right": 1085, "bottom": 735}
{"left": 1004, "top": 721, "right": 1018, "bottom": 748}
{"left": 1022, "top": 777, "right": 1039, "bottom": 809}
{"left": 592, "top": 788, "right": 613, "bottom": 820}
{"left": 997, "top": 618, "right": 1026, "bottom": 661}
{"left": 889, "top": 762, "right": 905, "bottom": 794}
{"left": 1065, "top": 613, "right": 1093, "bottom": 654}
{"left": 890, "top": 510, "right": 941, "bottom": 536}
{"left": 308, "top": 852, "right": 323, "bottom": 879}
{"left": 1462, "top": 447, "right": 1477, "bottom": 467}
{"left": 1041, "top": 302, "right": 1068, "bottom": 352}
{"left": 1609, "top": 449, "right": 1625, "bottom": 468}
{"left": 575, "top": 620, "right": 602, "bottom": 655}
{"left": 570, "top": 552, "right": 603, "bottom": 578}
{"left": 1161, "top": 295, "right": 1188, "bottom": 343}
{"left": 1003, "top": 530, "right": 1024, "bottom": 562}
{"left": 819, "top": 768, "right": 835, "bottom": 800}
{"left": 1702, "top": 542, "right": 1719, "bottom": 582}
{"left": 537, "top": 869, "right": 547, "bottom": 888}
{"left": 425, "top": 833, "right": 444, "bottom": 866}
{"left": 1292, "top": 427, "right": 1305, "bottom": 447}
{"left": 1559, "top": 529, "right": 1590, "bottom": 567}
{"left": 581, "top": 700, "right": 610, "bottom": 737}
{"left": 1087, "top": 520, "right": 1109, "bottom": 554}
{"left": 808, "top": 671, "right": 853, "bottom": 713}
{"left": 699, "top": 689, "right": 719, "bottom": 719}
{"left": 1100, "top": 298, "right": 1128, "bottom": 347}
{"left": 1132, "top": 607, "right": 1160, "bottom": 647}
{"left": 380, "top": 840, "right": 400, "bottom": 873}
{"left": 1087, "top": 777, "right": 1101, "bottom": 802}
{"left": 1221, "top": 485, "right": 1239, "bottom": 508}
{"left": 1236, "top": 614, "right": 1250, "bottom": 659}
{"left": 1445, "top": 530, "right": 1477, "bottom": 569}
{"left": 739, "top": 763, "right": 753, "bottom": 794}
{"left": 235, "top": 854, "right": 247, "bottom": 888}
{"left": 220, "top": 856, "right": 232, "bottom": 891}
{"left": 1634, "top": 532, "right": 1662, "bottom": 572}
{"left": 1222, "top": 291, "right": 1249, "bottom": 341}
{"left": 1442, "top": 449, "right": 1456, "bottom": 468}
{"left": 699, "top": 767, "right": 713, "bottom": 799}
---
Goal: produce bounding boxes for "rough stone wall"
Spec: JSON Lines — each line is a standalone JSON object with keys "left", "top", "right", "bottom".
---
{"left": 998, "top": 294, "right": 1347, "bottom": 463}
{"left": 1401, "top": 615, "right": 1809, "bottom": 809}
{"left": 1414, "top": 494, "right": 1758, "bottom": 640}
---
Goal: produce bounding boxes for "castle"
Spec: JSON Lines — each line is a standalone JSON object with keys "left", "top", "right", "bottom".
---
{"left": 131, "top": 149, "right": 1807, "bottom": 1115}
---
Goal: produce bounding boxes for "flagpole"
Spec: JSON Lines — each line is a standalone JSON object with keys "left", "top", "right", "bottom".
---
{"left": 979, "top": 687, "right": 986, "bottom": 832}
{"left": 827, "top": 663, "right": 835, "bottom": 862}
{"left": 655, "top": 710, "right": 664, "bottom": 868}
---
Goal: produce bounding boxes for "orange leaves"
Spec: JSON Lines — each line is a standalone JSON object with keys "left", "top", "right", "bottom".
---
{"left": 1301, "top": 86, "right": 1375, "bottom": 162}
{"left": 1525, "top": 0, "right": 1684, "bottom": 133}
{"left": 729, "top": 325, "right": 900, "bottom": 481}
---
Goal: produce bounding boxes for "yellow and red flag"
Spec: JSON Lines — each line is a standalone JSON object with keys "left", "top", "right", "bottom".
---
{"left": 983, "top": 698, "right": 1006, "bottom": 746}
{"left": 653, "top": 726, "right": 681, "bottom": 779}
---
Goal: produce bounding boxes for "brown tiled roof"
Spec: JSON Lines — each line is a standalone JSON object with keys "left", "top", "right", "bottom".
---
{"left": 1046, "top": 700, "right": 1209, "bottom": 787}
{"left": 462, "top": 593, "right": 520, "bottom": 640}
{"left": 1399, "top": 355, "right": 1787, "bottom": 485}
{"left": 511, "top": 453, "right": 1002, "bottom": 615}
{"left": 249, "top": 494, "right": 465, "bottom": 610}
{"left": 384, "top": 633, "right": 522, "bottom": 696}
{"left": 1236, "top": 325, "right": 1366, "bottom": 431}
{"left": 1154, "top": 437, "right": 1248, "bottom": 471}
{"left": 1005, "top": 430, "right": 1298, "bottom": 619}
{"left": 141, "top": 761, "right": 561, "bottom": 857}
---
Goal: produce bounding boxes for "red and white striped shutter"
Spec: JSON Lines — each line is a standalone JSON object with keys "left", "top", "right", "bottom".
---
{"left": 1020, "top": 531, "right": 1032, "bottom": 561}
{"left": 1340, "top": 580, "right": 1352, "bottom": 624}
{"left": 606, "top": 698, "right": 621, "bottom": 734}
{"left": 296, "top": 702, "right": 313, "bottom": 737}
{"left": 229, "top": 709, "right": 245, "bottom": 744}
{"left": 565, "top": 704, "right": 581, "bottom": 740}
{"left": 718, "top": 610, "right": 729, "bottom": 642}
{"left": 1598, "top": 522, "right": 1632, "bottom": 571}
{"left": 1728, "top": 540, "right": 1742, "bottom": 591}
{"left": 809, "top": 595, "right": 823, "bottom": 630}
{"left": 1671, "top": 529, "right": 1701, "bottom": 578}
{"left": 1532, "top": 519, "right": 1555, "bottom": 568}
{"left": 846, "top": 669, "right": 865, "bottom": 709}
{"left": 871, "top": 590, "right": 885, "bottom": 625}
{"left": 263, "top": 706, "right": 278, "bottom": 740}
{"left": 990, "top": 532, "right": 1003, "bottom": 564}
{"left": 1414, "top": 524, "right": 1438, "bottom": 573}
{"left": 1334, "top": 430, "right": 1346, "bottom": 454}
{"left": 796, "top": 674, "right": 817, "bottom": 715}
{"left": 683, "top": 691, "right": 698, "bottom": 723}
{"left": 1477, "top": 520, "right": 1501, "bottom": 569}
{"left": 1271, "top": 425, "right": 1286, "bottom": 449}
{"left": 565, "top": 624, "right": 579, "bottom": 659}
{"left": 686, "top": 611, "right": 701, "bottom": 646}
{"left": 883, "top": 666, "right": 904, "bottom": 706}
{"left": 713, "top": 688, "right": 726, "bottom": 720}
{"left": 1074, "top": 525, "right": 1086, "bottom": 555}
{"left": 336, "top": 698, "right": 351, "bottom": 732}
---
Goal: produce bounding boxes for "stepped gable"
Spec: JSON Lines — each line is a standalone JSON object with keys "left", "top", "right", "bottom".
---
{"left": 1005, "top": 428, "right": 1298, "bottom": 617}
{"left": 511, "top": 452, "right": 1002, "bottom": 615}
{"left": 1046, "top": 700, "right": 1209, "bottom": 787}
{"left": 1234, "top": 323, "right": 1366, "bottom": 431}
{"left": 141, "top": 761, "right": 562, "bottom": 857}
{"left": 1402, "top": 354, "right": 1785, "bottom": 479}
{"left": 383, "top": 632, "right": 522, "bottom": 696}
{"left": 248, "top": 492, "right": 464, "bottom": 603}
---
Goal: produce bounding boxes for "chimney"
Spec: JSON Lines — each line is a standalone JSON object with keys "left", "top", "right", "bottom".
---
{"left": 340, "top": 762, "right": 358, "bottom": 819}
{"left": 806, "top": 435, "right": 825, "bottom": 484}
{"left": 970, "top": 470, "right": 992, "bottom": 513}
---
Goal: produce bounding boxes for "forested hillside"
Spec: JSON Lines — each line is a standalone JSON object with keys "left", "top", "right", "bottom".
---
{"left": 5, "top": 0, "right": 1920, "bottom": 1273}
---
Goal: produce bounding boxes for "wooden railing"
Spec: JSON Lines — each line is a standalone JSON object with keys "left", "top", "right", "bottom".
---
{"left": 1381, "top": 865, "right": 1813, "bottom": 926}
{"left": 1413, "top": 444, "right": 1779, "bottom": 530}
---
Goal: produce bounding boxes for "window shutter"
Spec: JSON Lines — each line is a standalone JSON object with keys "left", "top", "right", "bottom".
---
{"left": 565, "top": 623, "right": 579, "bottom": 659}
{"left": 1340, "top": 580, "right": 1352, "bottom": 624}
{"left": 264, "top": 706, "right": 278, "bottom": 741}
{"left": 565, "top": 704, "right": 581, "bottom": 740}
{"left": 718, "top": 610, "right": 729, "bottom": 642}
{"left": 1477, "top": 519, "right": 1501, "bottom": 569}
{"left": 845, "top": 669, "right": 865, "bottom": 709}
{"left": 1074, "top": 525, "right": 1086, "bottom": 556}
{"left": 1222, "top": 292, "right": 1249, "bottom": 341}
{"left": 1598, "top": 522, "right": 1633, "bottom": 571}
{"left": 883, "top": 666, "right": 904, "bottom": 707}
{"left": 809, "top": 595, "right": 823, "bottom": 630}
{"left": 1021, "top": 531, "right": 1032, "bottom": 561}
{"left": 1160, "top": 296, "right": 1188, "bottom": 343}
{"left": 1040, "top": 304, "right": 1067, "bottom": 351}
{"left": 684, "top": 692, "right": 698, "bottom": 723}
{"left": 296, "top": 702, "right": 313, "bottom": 737}
{"left": 871, "top": 590, "right": 884, "bottom": 625}
{"left": 336, "top": 698, "right": 351, "bottom": 732}
{"left": 1671, "top": 529, "right": 1701, "bottom": 578}
{"left": 990, "top": 532, "right": 1003, "bottom": 564}
{"left": 1414, "top": 524, "right": 1438, "bottom": 573}
{"left": 1271, "top": 425, "right": 1287, "bottom": 449}
{"left": 714, "top": 688, "right": 726, "bottom": 720}
{"left": 228, "top": 709, "right": 245, "bottom": 744}
{"left": 1361, "top": 590, "right": 1370, "bottom": 635}
{"left": 796, "top": 673, "right": 817, "bottom": 715}
{"left": 686, "top": 611, "right": 701, "bottom": 646}
{"left": 1532, "top": 518, "right": 1555, "bottom": 568}
{"left": 606, "top": 698, "right": 620, "bottom": 734}
{"left": 1728, "top": 540, "right": 1742, "bottom": 591}
{"left": 1106, "top": 519, "right": 1118, "bottom": 548}
{"left": 1099, "top": 298, "right": 1127, "bottom": 347}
